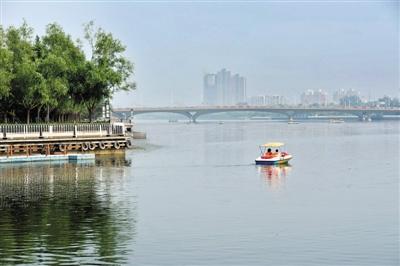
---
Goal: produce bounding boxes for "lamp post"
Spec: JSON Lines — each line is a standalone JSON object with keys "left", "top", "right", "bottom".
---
{"left": 102, "top": 98, "right": 111, "bottom": 123}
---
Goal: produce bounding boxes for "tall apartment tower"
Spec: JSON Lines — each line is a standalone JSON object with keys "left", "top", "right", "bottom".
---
{"left": 203, "top": 69, "right": 246, "bottom": 105}
{"left": 203, "top": 74, "right": 217, "bottom": 105}
{"left": 231, "top": 74, "right": 246, "bottom": 104}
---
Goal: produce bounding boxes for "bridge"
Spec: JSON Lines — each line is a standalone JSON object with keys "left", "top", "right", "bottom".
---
{"left": 113, "top": 106, "right": 400, "bottom": 123}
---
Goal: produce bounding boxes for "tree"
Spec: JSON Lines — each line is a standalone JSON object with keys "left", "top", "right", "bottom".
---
{"left": 13, "top": 58, "right": 48, "bottom": 123}
{"left": 40, "top": 23, "right": 87, "bottom": 122}
{"left": 0, "top": 26, "right": 13, "bottom": 121}
{"left": 82, "top": 21, "right": 135, "bottom": 122}
{"left": 37, "top": 53, "right": 67, "bottom": 121}
{"left": 1, "top": 21, "right": 135, "bottom": 123}
{"left": 6, "top": 22, "right": 49, "bottom": 123}
{"left": 0, "top": 26, "right": 12, "bottom": 99}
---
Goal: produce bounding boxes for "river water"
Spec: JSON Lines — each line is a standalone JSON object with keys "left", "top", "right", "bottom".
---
{"left": 0, "top": 121, "right": 398, "bottom": 265}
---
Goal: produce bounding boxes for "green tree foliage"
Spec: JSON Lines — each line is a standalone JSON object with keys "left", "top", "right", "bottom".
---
{"left": 13, "top": 57, "right": 48, "bottom": 123}
{"left": 0, "top": 27, "right": 13, "bottom": 100}
{"left": 0, "top": 21, "right": 135, "bottom": 123}
{"left": 82, "top": 21, "right": 135, "bottom": 122}
{"left": 6, "top": 22, "right": 49, "bottom": 123}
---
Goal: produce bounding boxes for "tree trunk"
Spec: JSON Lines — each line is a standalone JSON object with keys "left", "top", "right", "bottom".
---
{"left": 88, "top": 108, "right": 93, "bottom": 123}
{"left": 46, "top": 105, "right": 50, "bottom": 123}
{"left": 27, "top": 109, "right": 31, "bottom": 124}
{"left": 36, "top": 106, "right": 42, "bottom": 123}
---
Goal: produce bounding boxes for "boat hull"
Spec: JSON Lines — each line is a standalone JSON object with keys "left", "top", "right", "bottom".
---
{"left": 255, "top": 155, "right": 292, "bottom": 165}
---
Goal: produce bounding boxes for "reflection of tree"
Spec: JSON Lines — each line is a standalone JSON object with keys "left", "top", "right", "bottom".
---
{"left": 96, "top": 153, "right": 132, "bottom": 167}
{"left": 0, "top": 159, "right": 135, "bottom": 265}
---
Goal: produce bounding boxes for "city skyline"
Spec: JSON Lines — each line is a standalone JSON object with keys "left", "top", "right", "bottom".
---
{"left": 3, "top": 1, "right": 399, "bottom": 107}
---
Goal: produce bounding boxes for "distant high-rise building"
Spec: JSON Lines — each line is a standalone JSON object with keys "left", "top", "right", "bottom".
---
{"left": 333, "top": 89, "right": 360, "bottom": 104}
{"left": 231, "top": 74, "right": 246, "bottom": 104}
{"left": 249, "top": 95, "right": 265, "bottom": 106}
{"left": 301, "top": 89, "right": 328, "bottom": 106}
{"left": 203, "top": 69, "right": 246, "bottom": 105}
{"left": 265, "top": 95, "right": 286, "bottom": 106}
{"left": 203, "top": 74, "right": 217, "bottom": 105}
{"left": 248, "top": 94, "right": 286, "bottom": 106}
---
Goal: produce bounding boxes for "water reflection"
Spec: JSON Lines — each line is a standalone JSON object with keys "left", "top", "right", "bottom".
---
{"left": 0, "top": 155, "right": 135, "bottom": 265}
{"left": 203, "top": 123, "right": 245, "bottom": 143}
{"left": 96, "top": 153, "right": 132, "bottom": 167}
{"left": 258, "top": 165, "right": 292, "bottom": 189}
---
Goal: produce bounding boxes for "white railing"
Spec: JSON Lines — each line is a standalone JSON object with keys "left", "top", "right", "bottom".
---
{"left": 0, "top": 123, "right": 125, "bottom": 140}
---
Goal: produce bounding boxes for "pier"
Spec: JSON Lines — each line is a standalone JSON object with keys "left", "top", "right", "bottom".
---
{"left": 0, "top": 122, "right": 133, "bottom": 158}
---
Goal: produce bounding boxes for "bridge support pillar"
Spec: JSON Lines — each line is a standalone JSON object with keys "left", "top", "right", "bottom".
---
{"left": 356, "top": 112, "right": 372, "bottom": 122}
{"left": 190, "top": 112, "right": 202, "bottom": 123}
{"left": 285, "top": 111, "right": 296, "bottom": 122}
{"left": 359, "top": 113, "right": 372, "bottom": 122}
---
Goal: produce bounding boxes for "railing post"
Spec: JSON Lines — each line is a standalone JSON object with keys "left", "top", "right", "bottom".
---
{"left": 2, "top": 128, "right": 6, "bottom": 140}
{"left": 73, "top": 125, "right": 77, "bottom": 138}
{"left": 107, "top": 124, "right": 111, "bottom": 137}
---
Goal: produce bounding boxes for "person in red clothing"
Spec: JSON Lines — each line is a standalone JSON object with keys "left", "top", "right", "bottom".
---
{"left": 264, "top": 148, "right": 273, "bottom": 158}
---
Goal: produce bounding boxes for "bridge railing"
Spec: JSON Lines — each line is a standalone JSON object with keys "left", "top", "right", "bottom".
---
{"left": 0, "top": 123, "right": 126, "bottom": 140}
{"left": 114, "top": 105, "right": 400, "bottom": 111}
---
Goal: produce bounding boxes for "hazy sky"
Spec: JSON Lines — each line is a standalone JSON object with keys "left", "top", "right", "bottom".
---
{"left": 2, "top": 0, "right": 399, "bottom": 107}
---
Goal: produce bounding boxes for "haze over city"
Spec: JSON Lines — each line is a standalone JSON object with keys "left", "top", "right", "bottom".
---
{"left": 3, "top": 1, "right": 399, "bottom": 107}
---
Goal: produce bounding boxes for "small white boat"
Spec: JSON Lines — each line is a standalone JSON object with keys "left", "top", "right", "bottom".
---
{"left": 288, "top": 118, "right": 299, "bottom": 124}
{"left": 330, "top": 119, "right": 344, "bottom": 123}
{"left": 255, "top": 142, "right": 292, "bottom": 165}
{"left": 250, "top": 116, "right": 271, "bottom": 121}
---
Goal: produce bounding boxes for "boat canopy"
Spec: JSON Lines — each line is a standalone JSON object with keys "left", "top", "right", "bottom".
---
{"left": 261, "top": 142, "right": 285, "bottom": 147}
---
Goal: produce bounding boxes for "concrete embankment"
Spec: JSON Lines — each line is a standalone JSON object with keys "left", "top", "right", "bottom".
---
{"left": 0, "top": 154, "right": 95, "bottom": 164}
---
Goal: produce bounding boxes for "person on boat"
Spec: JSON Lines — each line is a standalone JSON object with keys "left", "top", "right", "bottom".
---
{"left": 264, "top": 148, "right": 273, "bottom": 158}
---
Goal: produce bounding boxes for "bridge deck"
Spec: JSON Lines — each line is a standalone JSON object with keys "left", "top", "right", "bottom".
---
{"left": 114, "top": 106, "right": 400, "bottom": 122}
